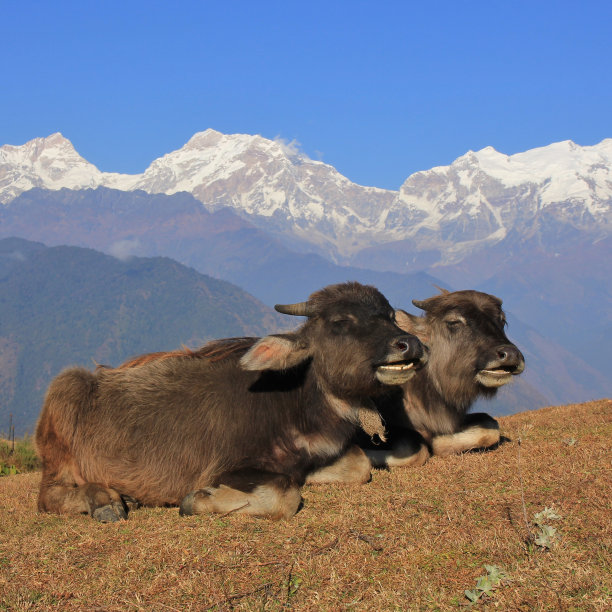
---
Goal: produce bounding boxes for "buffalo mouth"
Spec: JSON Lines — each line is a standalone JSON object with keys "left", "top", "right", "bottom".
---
{"left": 475, "top": 363, "right": 524, "bottom": 388}
{"left": 376, "top": 360, "right": 421, "bottom": 385}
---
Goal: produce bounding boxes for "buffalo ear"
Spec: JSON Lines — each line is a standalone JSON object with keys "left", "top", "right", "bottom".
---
{"left": 395, "top": 309, "right": 430, "bottom": 343}
{"left": 240, "top": 334, "right": 311, "bottom": 371}
{"left": 394, "top": 309, "right": 420, "bottom": 333}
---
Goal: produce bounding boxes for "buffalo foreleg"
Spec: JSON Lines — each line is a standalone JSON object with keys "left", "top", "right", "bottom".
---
{"left": 431, "top": 412, "right": 500, "bottom": 456}
{"left": 179, "top": 470, "right": 302, "bottom": 520}
{"left": 38, "top": 469, "right": 128, "bottom": 522}
{"left": 306, "top": 444, "right": 371, "bottom": 484}
{"left": 360, "top": 428, "right": 430, "bottom": 469}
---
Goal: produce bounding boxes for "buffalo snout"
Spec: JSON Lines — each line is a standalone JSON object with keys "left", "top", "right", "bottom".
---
{"left": 476, "top": 342, "right": 525, "bottom": 387}
{"left": 394, "top": 334, "right": 427, "bottom": 365}
{"left": 494, "top": 344, "right": 525, "bottom": 373}
{"left": 376, "top": 333, "right": 427, "bottom": 386}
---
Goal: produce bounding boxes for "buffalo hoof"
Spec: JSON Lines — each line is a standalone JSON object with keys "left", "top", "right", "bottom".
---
{"left": 179, "top": 489, "right": 212, "bottom": 516}
{"left": 93, "top": 502, "right": 128, "bottom": 523}
{"left": 121, "top": 495, "right": 141, "bottom": 512}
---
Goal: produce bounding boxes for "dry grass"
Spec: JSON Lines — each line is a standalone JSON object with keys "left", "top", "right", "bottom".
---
{"left": 0, "top": 399, "right": 610, "bottom": 611}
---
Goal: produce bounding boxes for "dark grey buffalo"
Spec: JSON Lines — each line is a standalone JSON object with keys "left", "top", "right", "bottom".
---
{"left": 35, "top": 282, "right": 425, "bottom": 521}
{"left": 361, "top": 289, "right": 525, "bottom": 468}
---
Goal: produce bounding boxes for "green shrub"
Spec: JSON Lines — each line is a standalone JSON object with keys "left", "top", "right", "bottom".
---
{"left": 0, "top": 436, "right": 40, "bottom": 475}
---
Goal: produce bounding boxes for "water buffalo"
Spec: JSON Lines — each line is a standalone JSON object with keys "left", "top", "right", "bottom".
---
{"left": 361, "top": 289, "right": 525, "bottom": 469}
{"left": 35, "top": 282, "right": 425, "bottom": 522}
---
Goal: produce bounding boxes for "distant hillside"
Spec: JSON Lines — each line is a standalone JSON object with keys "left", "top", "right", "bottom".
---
{"left": 1, "top": 190, "right": 609, "bottom": 417}
{"left": 0, "top": 238, "right": 284, "bottom": 434}
{"left": 0, "top": 187, "right": 447, "bottom": 306}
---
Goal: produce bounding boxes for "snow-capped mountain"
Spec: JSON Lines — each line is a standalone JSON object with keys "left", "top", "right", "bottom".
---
{"left": 0, "top": 133, "right": 102, "bottom": 203}
{"left": 382, "top": 139, "right": 612, "bottom": 265}
{"left": 0, "top": 133, "right": 133, "bottom": 203}
{"left": 0, "top": 131, "right": 396, "bottom": 256}
{"left": 1, "top": 131, "right": 611, "bottom": 265}
{"left": 123, "top": 129, "right": 396, "bottom": 255}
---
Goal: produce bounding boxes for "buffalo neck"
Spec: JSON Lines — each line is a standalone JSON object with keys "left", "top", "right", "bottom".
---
{"left": 401, "top": 366, "right": 472, "bottom": 437}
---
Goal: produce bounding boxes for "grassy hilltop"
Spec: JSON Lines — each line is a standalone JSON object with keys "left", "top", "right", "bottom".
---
{"left": 0, "top": 400, "right": 610, "bottom": 611}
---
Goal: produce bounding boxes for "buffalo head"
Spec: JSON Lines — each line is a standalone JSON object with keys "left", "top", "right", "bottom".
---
{"left": 396, "top": 289, "right": 524, "bottom": 406}
{"left": 240, "top": 282, "right": 427, "bottom": 399}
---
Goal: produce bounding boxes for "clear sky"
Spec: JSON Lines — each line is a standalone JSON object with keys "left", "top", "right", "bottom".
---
{"left": 2, "top": 0, "right": 611, "bottom": 189}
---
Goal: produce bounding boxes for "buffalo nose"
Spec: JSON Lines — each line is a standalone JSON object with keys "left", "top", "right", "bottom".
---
{"left": 394, "top": 335, "right": 423, "bottom": 359}
{"left": 496, "top": 345, "right": 522, "bottom": 365}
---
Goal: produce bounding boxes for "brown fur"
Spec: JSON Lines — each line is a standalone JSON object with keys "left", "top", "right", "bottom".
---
{"left": 115, "top": 338, "right": 259, "bottom": 369}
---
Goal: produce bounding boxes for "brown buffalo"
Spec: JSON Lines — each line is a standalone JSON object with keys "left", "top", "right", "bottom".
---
{"left": 361, "top": 289, "right": 525, "bottom": 468}
{"left": 35, "top": 282, "right": 425, "bottom": 522}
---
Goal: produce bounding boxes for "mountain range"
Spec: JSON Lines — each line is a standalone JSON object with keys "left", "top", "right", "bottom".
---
{"left": 2, "top": 131, "right": 611, "bottom": 266}
{"left": 0, "top": 131, "right": 610, "bottom": 430}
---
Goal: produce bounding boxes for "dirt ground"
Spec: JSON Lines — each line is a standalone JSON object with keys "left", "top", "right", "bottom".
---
{"left": 0, "top": 399, "right": 610, "bottom": 611}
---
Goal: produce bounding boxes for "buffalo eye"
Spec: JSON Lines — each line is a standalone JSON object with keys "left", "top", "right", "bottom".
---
{"left": 329, "top": 314, "right": 356, "bottom": 333}
{"left": 444, "top": 315, "right": 466, "bottom": 331}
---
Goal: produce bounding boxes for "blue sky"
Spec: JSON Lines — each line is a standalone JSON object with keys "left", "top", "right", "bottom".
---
{"left": 2, "top": 0, "right": 611, "bottom": 189}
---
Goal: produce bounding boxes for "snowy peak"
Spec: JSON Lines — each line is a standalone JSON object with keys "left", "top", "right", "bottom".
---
{"left": 184, "top": 128, "right": 224, "bottom": 148}
{"left": 180, "top": 128, "right": 290, "bottom": 158}
{"left": 126, "top": 129, "right": 393, "bottom": 247}
{"left": 0, "top": 133, "right": 103, "bottom": 203}
{"left": 398, "top": 138, "right": 612, "bottom": 219}
{"left": 471, "top": 139, "right": 612, "bottom": 188}
{"left": 418, "top": 139, "right": 612, "bottom": 186}
{"left": 0, "top": 132, "right": 102, "bottom": 202}
{"left": 2, "top": 132, "right": 77, "bottom": 162}
{"left": 382, "top": 138, "right": 612, "bottom": 267}
{"left": 0, "top": 131, "right": 397, "bottom": 256}
{"left": 131, "top": 129, "right": 285, "bottom": 195}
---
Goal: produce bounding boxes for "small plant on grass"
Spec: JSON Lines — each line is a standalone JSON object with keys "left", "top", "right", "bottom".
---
{"left": 287, "top": 575, "right": 302, "bottom": 598}
{"left": 465, "top": 564, "right": 511, "bottom": 604}
{"left": 532, "top": 507, "right": 561, "bottom": 549}
{"left": 1, "top": 464, "right": 19, "bottom": 476}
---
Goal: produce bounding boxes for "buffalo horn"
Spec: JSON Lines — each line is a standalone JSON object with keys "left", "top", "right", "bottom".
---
{"left": 434, "top": 285, "right": 450, "bottom": 295}
{"left": 274, "top": 301, "right": 314, "bottom": 317}
{"left": 412, "top": 299, "right": 429, "bottom": 311}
